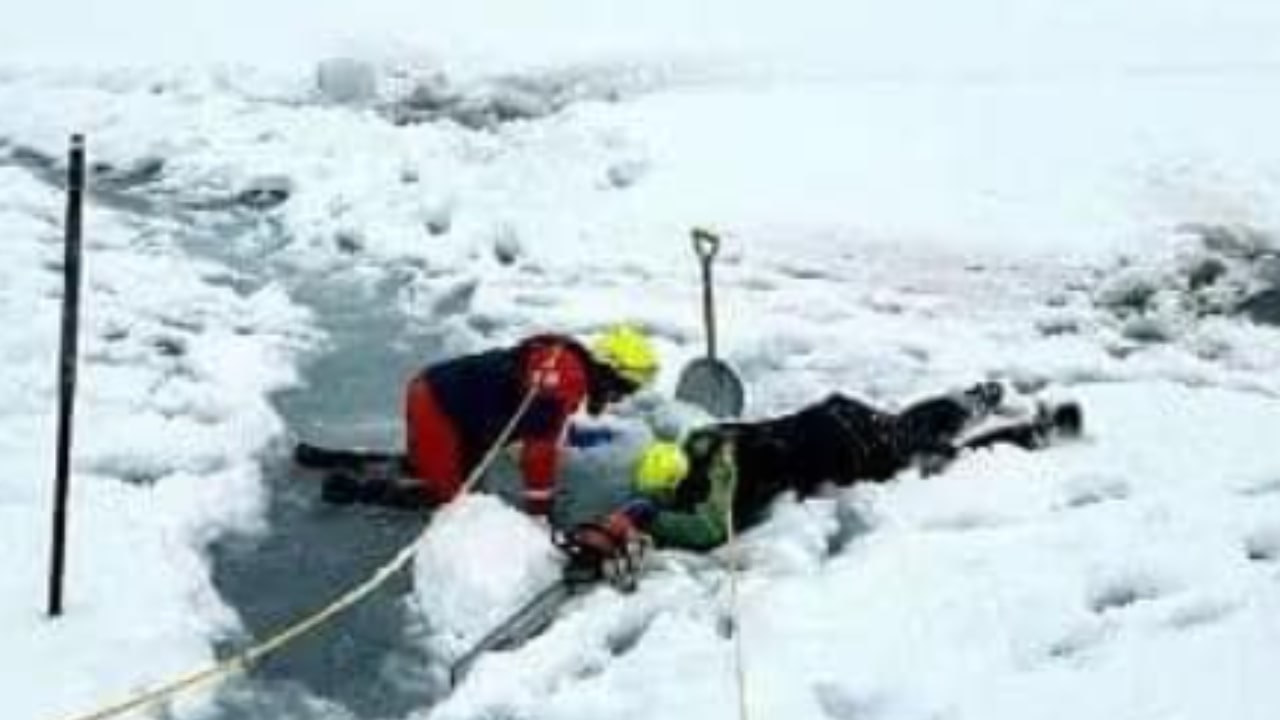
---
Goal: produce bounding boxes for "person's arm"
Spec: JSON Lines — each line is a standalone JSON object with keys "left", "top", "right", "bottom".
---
{"left": 519, "top": 344, "right": 588, "bottom": 513}
{"left": 648, "top": 442, "right": 738, "bottom": 551}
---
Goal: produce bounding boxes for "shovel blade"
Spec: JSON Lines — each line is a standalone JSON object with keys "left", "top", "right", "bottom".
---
{"left": 675, "top": 358, "right": 745, "bottom": 418}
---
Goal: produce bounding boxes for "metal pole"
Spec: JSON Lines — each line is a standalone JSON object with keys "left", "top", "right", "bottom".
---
{"left": 48, "top": 134, "right": 86, "bottom": 618}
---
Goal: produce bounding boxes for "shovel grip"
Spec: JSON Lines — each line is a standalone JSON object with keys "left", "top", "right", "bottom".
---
{"left": 692, "top": 227, "right": 720, "bottom": 262}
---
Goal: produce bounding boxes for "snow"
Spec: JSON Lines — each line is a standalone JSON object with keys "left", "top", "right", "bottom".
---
{"left": 0, "top": 167, "right": 312, "bottom": 719}
{"left": 436, "top": 382, "right": 1280, "bottom": 720}
{"left": 412, "top": 496, "right": 563, "bottom": 662}
{"left": 3, "top": 1, "right": 1280, "bottom": 719}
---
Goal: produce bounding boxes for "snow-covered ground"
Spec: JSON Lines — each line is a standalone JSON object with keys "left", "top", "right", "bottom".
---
{"left": 0, "top": 167, "right": 312, "bottom": 720}
{"left": 3, "top": 2, "right": 1280, "bottom": 719}
{"left": 430, "top": 381, "right": 1280, "bottom": 720}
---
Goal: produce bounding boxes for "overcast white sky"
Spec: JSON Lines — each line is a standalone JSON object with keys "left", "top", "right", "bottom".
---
{"left": 3, "top": 0, "right": 1279, "bottom": 74}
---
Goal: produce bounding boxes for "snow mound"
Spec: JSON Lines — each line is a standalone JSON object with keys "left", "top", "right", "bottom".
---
{"left": 1094, "top": 223, "right": 1280, "bottom": 338}
{"left": 430, "top": 382, "right": 1280, "bottom": 720}
{"left": 413, "top": 495, "right": 563, "bottom": 661}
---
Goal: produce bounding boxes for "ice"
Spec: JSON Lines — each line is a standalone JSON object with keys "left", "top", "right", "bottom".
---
{"left": 412, "top": 495, "right": 563, "bottom": 662}
{"left": 430, "top": 383, "right": 1280, "bottom": 720}
{"left": 0, "top": 167, "right": 311, "bottom": 719}
{"left": 316, "top": 58, "right": 379, "bottom": 106}
{"left": 4, "top": 2, "right": 1280, "bottom": 719}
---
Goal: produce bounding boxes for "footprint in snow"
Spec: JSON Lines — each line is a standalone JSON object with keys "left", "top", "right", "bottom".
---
{"left": 920, "top": 511, "right": 1007, "bottom": 533}
{"left": 776, "top": 262, "right": 840, "bottom": 282}
{"left": 512, "top": 292, "right": 559, "bottom": 308}
{"left": 1163, "top": 596, "right": 1238, "bottom": 630}
{"left": 1087, "top": 569, "right": 1172, "bottom": 614}
{"left": 1244, "top": 527, "right": 1280, "bottom": 563}
{"left": 1043, "top": 619, "right": 1112, "bottom": 662}
{"left": 813, "top": 682, "right": 886, "bottom": 720}
{"left": 1058, "top": 473, "right": 1131, "bottom": 510}
{"left": 430, "top": 278, "right": 479, "bottom": 317}
{"left": 1236, "top": 477, "right": 1280, "bottom": 497}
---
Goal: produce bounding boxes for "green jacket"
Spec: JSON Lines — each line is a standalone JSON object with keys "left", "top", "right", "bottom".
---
{"left": 647, "top": 440, "right": 738, "bottom": 551}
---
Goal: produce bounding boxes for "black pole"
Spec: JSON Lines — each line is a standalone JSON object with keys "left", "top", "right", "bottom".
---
{"left": 48, "top": 134, "right": 86, "bottom": 618}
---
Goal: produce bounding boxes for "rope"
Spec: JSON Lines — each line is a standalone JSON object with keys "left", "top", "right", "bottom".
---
{"left": 722, "top": 445, "right": 753, "bottom": 720}
{"left": 57, "top": 349, "right": 558, "bottom": 720}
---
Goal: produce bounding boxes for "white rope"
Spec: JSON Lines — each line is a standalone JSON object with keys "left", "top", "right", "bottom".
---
{"left": 722, "top": 443, "right": 754, "bottom": 720}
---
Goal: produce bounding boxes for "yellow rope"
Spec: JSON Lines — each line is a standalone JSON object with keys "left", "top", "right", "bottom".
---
{"left": 57, "top": 352, "right": 555, "bottom": 720}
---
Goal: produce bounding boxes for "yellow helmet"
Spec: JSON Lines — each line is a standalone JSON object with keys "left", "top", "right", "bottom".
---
{"left": 591, "top": 324, "right": 659, "bottom": 387}
{"left": 634, "top": 441, "right": 689, "bottom": 496}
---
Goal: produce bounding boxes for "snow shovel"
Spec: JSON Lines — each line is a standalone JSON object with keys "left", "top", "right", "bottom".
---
{"left": 675, "top": 228, "right": 745, "bottom": 418}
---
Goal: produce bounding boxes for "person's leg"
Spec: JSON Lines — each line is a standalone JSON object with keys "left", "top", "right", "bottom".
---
{"left": 890, "top": 382, "right": 1005, "bottom": 462}
{"left": 405, "top": 376, "right": 465, "bottom": 505}
{"left": 961, "top": 400, "right": 1084, "bottom": 453}
{"left": 806, "top": 394, "right": 898, "bottom": 483}
{"left": 324, "top": 377, "right": 466, "bottom": 510}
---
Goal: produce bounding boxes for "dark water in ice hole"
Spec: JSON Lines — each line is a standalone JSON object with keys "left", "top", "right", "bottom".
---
{"left": 0, "top": 152, "right": 434, "bottom": 718}
{"left": 194, "top": 220, "right": 452, "bottom": 720}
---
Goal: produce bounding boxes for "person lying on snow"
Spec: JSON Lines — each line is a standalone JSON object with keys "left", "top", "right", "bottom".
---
{"left": 316, "top": 325, "right": 660, "bottom": 514}
{"left": 562, "top": 383, "right": 1083, "bottom": 581}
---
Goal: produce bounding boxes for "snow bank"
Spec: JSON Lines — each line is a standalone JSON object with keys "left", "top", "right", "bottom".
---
{"left": 436, "top": 381, "right": 1280, "bottom": 720}
{"left": 0, "top": 167, "right": 311, "bottom": 720}
{"left": 413, "top": 495, "right": 562, "bottom": 662}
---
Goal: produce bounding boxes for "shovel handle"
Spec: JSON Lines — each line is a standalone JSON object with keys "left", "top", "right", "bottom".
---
{"left": 691, "top": 228, "right": 720, "bottom": 360}
{"left": 692, "top": 227, "right": 720, "bottom": 263}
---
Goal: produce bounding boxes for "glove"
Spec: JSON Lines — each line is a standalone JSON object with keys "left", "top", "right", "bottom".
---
{"left": 616, "top": 497, "right": 659, "bottom": 528}
{"left": 556, "top": 511, "right": 652, "bottom": 592}
{"left": 566, "top": 423, "right": 617, "bottom": 449}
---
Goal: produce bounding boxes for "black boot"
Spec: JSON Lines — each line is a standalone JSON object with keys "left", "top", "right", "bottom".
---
{"left": 322, "top": 470, "right": 431, "bottom": 510}
{"left": 321, "top": 471, "right": 363, "bottom": 505}
{"left": 364, "top": 480, "right": 433, "bottom": 510}
{"left": 1037, "top": 400, "right": 1084, "bottom": 440}
{"left": 963, "top": 381, "right": 1005, "bottom": 415}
